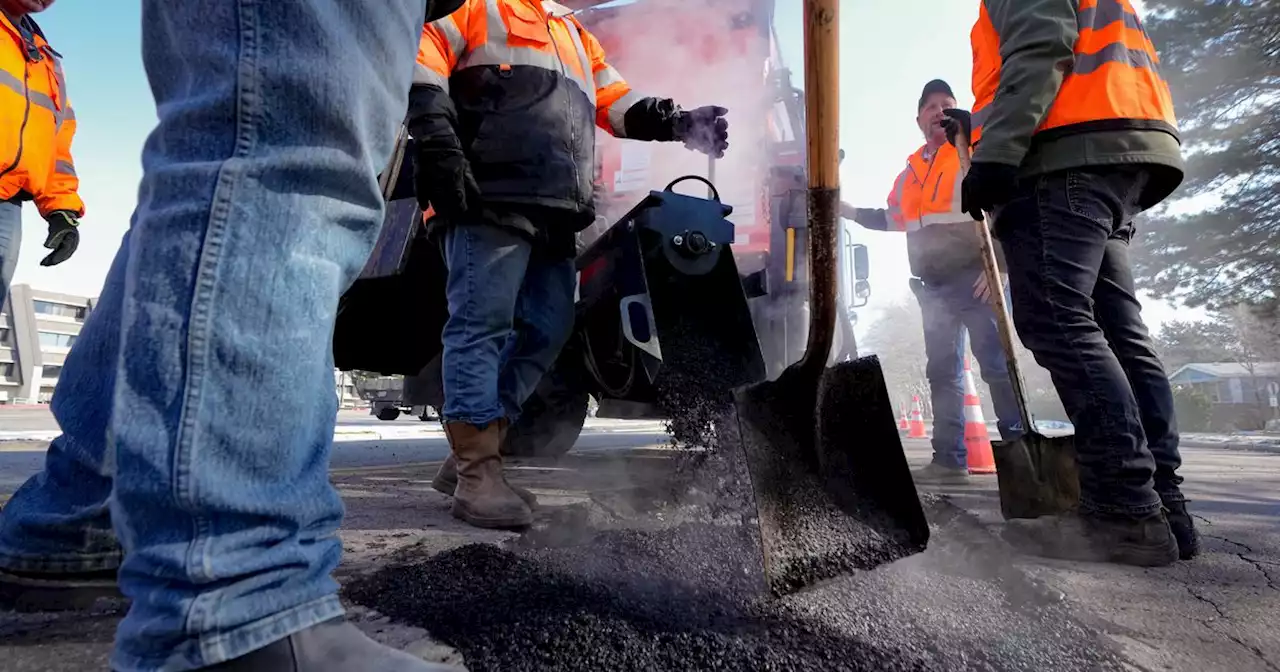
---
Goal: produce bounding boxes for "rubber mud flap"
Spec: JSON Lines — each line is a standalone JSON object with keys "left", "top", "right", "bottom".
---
{"left": 733, "top": 355, "right": 929, "bottom": 596}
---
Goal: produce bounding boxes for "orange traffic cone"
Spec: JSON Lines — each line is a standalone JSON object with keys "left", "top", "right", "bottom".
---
{"left": 898, "top": 411, "right": 909, "bottom": 431}
{"left": 907, "top": 395, "right": 928, "bottom": 439}
{"left": 963, "top": 357, "right": 996, "bottom": 474}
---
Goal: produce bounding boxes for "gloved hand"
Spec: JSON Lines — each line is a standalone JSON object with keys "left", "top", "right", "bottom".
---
{"left": 959, "top": 162, "right": 1021, "bottom": 221}
{"left": 413, "top": 146, "right": 482, "bottom": 219}
{"left": 941, "top": 108, "right": 973, "bottom": 148}
{"left": 673, "top": 105, "right": 729, "bottom": 158}
{"left": 40, "top": 210, "right": 79, "bottom": 267}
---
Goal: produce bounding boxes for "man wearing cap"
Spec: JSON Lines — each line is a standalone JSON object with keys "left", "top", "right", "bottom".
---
{"left": 844, "top": 79, "right": 1023, "bottom": 483}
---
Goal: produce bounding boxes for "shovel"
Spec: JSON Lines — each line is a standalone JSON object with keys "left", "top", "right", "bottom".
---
{"left": 954, "top": 131, "right": 1080, "bottom": 521}
{"left": 732, "top": 0, "right": 929, "bottom": 597}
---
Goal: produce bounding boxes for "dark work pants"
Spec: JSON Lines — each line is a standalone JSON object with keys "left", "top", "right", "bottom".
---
{"left": 994, "top": 166, "right": 1184, "bottom": 517}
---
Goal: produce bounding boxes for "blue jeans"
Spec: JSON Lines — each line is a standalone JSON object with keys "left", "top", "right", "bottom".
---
{"left": 912, "top": 273, "right": 1024, "bottom": 469}
{"left": 0, "top": 0, "right": 427, "bottom": 669}
{"left": 0, "top": 200, "right": 20, "bottom": 313}
{"left": 994, "top": 166, "right": 1184, "bottom": 517}
{"left": 440, "top": 217, "right": 577, "bottom": 426}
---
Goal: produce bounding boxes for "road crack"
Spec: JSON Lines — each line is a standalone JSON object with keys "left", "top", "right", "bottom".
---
{"left": 1184, "top": 585, "right": 1279, "bottom": 671}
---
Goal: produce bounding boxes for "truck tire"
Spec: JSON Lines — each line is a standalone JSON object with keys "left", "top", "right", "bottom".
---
{"left": 375, "top": 407, "right": 400, "bottom": 422}
{"left": 501, "top": 380, "right": 590, "bottom": 459}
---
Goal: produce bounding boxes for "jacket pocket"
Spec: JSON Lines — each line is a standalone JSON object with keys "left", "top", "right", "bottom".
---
{"left": 499, "top": 1, "right": 551, "bottom": 46}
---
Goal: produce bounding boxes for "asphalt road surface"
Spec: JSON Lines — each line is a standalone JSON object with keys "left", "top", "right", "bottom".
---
{"left": 0, "top": 407, "right": 1277, "bottom": 671}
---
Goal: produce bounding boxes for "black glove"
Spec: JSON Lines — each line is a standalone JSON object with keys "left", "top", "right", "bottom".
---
{"left": 940, "top": 108, "right": 972, "bottom": 147}
{"left": 40, "top": 211, "right": 79, "bottom": 267}
{"left": 413, "top": 145, "right": 481, "bottom": 219}
{"left": 673, "top": 105, "right": 729, "bottom": 158}
{"left": 407, "top": 84, "right": 481, "bottom": 219}
{"left": 959, "top": 162, "right": 1021, "bottom": 221}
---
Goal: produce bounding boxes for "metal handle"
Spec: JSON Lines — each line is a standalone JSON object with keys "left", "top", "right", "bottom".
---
{"left": 663, "top": 174, "right": 721, "bottom": 202}
{"left": 955, "top": 132, "right": 1034, "bottom": 430}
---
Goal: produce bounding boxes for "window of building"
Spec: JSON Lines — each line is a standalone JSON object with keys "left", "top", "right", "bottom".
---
{"left": 41, "top": 365, "right": 62, "bottom": 379}
{"left": 38, "top": 331, "right": 77, "bottom": 349}
{"left": 32, "top": 300, "right": 87, "bottom": 320}
{"left": 0, "top": 362, "right": 13, "bottom": 378}
{"left": 0, "top": 327, "right": 9, "bottom": 345}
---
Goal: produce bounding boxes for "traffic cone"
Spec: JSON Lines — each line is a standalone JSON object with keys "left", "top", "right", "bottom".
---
{"left": 907, "top": 395, "right": 927, "bottom": 439}
{"left": 898, "top": 411, "right": 909, "bottom": 431}
{"left": 963, "top": 357, "right": 996, "bottom": 474}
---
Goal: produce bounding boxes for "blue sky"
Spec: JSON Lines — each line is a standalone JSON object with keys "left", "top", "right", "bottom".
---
{"left": 13, "top": 0, "right": 1199, "bottom": 330}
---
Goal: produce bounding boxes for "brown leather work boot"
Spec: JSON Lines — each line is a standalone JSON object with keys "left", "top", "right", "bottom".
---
{"left": 444, "top": 421, "right": 533, "bottom": 529}
{"left": 431, "top": 420, "right": 538, "bottom": 508}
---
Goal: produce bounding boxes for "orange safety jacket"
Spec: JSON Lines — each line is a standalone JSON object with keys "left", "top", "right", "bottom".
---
{"left": 0, "top": 14, "right": 81, "bottom": 217}
{"left": 874, "top": 142, "right": 997, "bottom": 284}
{"left": 884, "top": 142, "right": 970, "bottom": 233}
{"left": 969, "top": 0, "right": 1178, "bottom": 146}
{"left": 414, "top": 0, "right": 651, "bottom": 216}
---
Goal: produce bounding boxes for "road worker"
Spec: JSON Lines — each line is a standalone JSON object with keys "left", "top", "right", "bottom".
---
{"left": 845, "top": 79, "right": 1023, "bottom": 484}
{"left": 410, "top": 0, "right": 729, "bottom": 530}
{"left": 0, "top": 0, "right": 80, "bottom": 312}
{"left": 0, "top": 0, "right": 472, "bottom": 668}
{"left": 945, "top": 0, "right": 1196, "bottom": 567}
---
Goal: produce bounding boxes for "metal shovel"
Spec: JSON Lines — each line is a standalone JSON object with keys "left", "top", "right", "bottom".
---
{"left": 954, "top": 132, "right": 1080, "bottom": 520}
{"left": 732, "top": 0, "right": 929, "bottom": 597}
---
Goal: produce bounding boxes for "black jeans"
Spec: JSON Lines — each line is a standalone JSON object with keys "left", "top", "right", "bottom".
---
{"left": 994, "top": 166, "right": 1185, "bottom": 517}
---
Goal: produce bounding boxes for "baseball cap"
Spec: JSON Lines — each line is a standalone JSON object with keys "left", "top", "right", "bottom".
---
{"left": 918, "top": 79, "right": 955, "bottom": 111}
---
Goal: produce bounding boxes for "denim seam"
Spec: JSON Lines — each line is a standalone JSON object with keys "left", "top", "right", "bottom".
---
{"left": 178, "top": 0, "right": 264, "bottom": 643}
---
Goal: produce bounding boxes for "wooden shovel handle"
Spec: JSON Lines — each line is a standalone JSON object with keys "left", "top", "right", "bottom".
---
{"left": 954, "top": 132, "right": 1034, "bottom": 430}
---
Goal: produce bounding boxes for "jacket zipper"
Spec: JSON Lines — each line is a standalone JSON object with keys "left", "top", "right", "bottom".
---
{"left": 0, "top": 61, "right": 31, "bottom": 181}
{"left": 545, "top": 10, "right": 581, "bottom": 208}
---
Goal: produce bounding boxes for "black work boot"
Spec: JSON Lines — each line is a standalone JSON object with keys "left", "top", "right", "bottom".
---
{"left": 203, "top": 617, "right": 463, "bottom": 671}
{"left": 1163, "top": 500, "right": 1201, "bottom": 560}
{"left": 0, "top": 567, "right": 123, "bottom": 612}
{"left": 1003, "top": 510, "right": 1179, "bottom": 567}
{"left": 911, "top": 462, "right": 970, "bottom": 485}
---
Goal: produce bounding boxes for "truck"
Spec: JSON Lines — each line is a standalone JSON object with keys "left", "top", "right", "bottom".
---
{"left": 331, "top": 0, "right": 872, "bottom": 457}
{"left": 353, "top": 374, "right": 440, "bottom": 423}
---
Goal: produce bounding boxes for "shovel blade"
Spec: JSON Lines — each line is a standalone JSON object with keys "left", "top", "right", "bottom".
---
{"left": 992, "top": 434, "right": 1080, "bottom": 520}
{"left": 732, "top": 355, "right": 929, "bottom": 596}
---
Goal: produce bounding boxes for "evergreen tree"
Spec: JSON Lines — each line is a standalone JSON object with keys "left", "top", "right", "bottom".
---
{"left": 1136, "top": 0, "right": 1279, "bottom": 309}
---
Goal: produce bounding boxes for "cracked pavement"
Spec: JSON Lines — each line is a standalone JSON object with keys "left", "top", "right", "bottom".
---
{"left": 0, "top": 428, "right": 1276, "bottom": 671}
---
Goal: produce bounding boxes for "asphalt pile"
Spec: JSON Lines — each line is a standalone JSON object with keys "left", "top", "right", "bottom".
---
{"left": 344, "top": 527, "right": 936, "bottom": 672}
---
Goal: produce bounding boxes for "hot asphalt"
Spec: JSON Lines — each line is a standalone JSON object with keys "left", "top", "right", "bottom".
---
{"left": 0, "top": 407, "right": 1276, "bottom": 671}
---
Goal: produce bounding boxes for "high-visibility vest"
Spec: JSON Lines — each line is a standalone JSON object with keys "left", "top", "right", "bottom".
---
{"left": 885, "top": 142, "right": 970, "bottom": 232}
{"left": 969, "top": 0, "right": 1178, "bottom": 146}
{"left": 415, "top": 0, "right": 642, "bottom": 213}
{"left": 0, "top": 14, "right": 81, "bottom": 217}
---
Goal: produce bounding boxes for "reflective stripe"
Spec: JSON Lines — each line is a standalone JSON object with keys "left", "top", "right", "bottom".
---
{"left": 919, "top": 212, "right": 974, "bottom": 226}
{"left": 459, "top": 0, "right": 595, "bottom": 104}
{"left": 887, "top": 169, "right": 908, "bottom": 231}
{"left": 605, "top": 88, "right": 644, "bottom": 137}
{"left": 562, "top": 16, "right": 594, "bottom": 103}
{"left": 971, "top": 105, "right": 991, "bottom": 135}
{"left": 594, "top": 65, "right": 624, "bottom": 89}
{"left": 1078, "top": 0, "right": 1141, "bottom": 32}
{"left": 414, "top": 63, "right": 450, "bottom": 91}
{"left": 54, "top": 160, "right": 75, "bottom": 176}
{"left": 1071, "top": 42, "right": 1156, "bottom": 76}
{"left": 0, "top": 69, "right": 20, "bottom": 95}
{"left": 434, "top": 13, "right": 467, "bottom": 61}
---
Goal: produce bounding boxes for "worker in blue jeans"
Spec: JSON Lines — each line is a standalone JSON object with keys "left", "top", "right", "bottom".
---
{"left": 846, "top": 79, "right": 1023, "bottom": 484}
{"left": 0, "top": 1, "right": 468, "bottom": 670}
{"left": 410, "top": 1, "right": 729, "bottom": 530}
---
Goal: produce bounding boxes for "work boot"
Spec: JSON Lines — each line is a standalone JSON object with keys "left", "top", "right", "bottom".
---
{"left": 1003, "top": 510, "right": 1179, "bottom": 567}
{"left": 202, "top": 617, "right": 462, "bottom": 671}
{"left": 431, "top": 421, "right": 538, "bottom": 508}
{"left": 1164, "top": 500, "right": 1201, "bottom": 560}
{"left": 445, "top": 421, "right": 533, "bottom": 530}
{"left": 911, "top": 462, "right": 970, "bottom": 485}
{"left": 0, "top": 567, "right": 123, "bottom": 613}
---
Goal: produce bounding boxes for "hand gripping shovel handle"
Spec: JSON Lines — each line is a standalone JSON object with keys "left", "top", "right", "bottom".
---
{"left": 953, "top": 133, "right": 1035, "bottom": 432}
